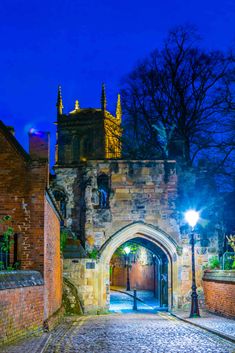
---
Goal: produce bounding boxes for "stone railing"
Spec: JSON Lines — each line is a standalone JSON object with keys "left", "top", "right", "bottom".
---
{"left": 202, "top": 270, "right": 235, "bottom": 318}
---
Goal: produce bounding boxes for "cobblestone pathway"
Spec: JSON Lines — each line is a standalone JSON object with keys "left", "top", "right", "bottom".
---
{"left": 1, "top": 313, "right": 235, "bottom": 353}
{"left": 43, "top": 313, "right": 235, "bottom": 353}
{"left": 174, "top": 310, "right": 235, "bottom": 339}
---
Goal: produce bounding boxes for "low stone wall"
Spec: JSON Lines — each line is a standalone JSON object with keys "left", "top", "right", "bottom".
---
{"left": 63, "top": 277, "right": 83, "bottom": 315}
{"left": 0, "top": 271, "right": 44, "bottom": 344}
{"left": 203, "top": 270, "right": 235, "bottom": 318}
{"left": 63, "top": 258, "right": 101, "bottom": 314}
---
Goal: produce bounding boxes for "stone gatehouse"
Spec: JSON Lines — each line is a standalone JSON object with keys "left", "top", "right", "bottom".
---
{"left": 52, "top": 86, "right": 219, "bottom": 313}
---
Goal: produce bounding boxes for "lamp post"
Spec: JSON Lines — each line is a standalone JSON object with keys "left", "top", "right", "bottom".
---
{"left": 124, "top": 246, "right": 131, "bottom": 291}
{"left": 185, "top": 210, "right": 200, "bottom": 318}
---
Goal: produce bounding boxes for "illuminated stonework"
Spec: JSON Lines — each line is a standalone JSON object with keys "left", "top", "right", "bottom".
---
{"left": 52, "top": 86, "right": 220, "bottom": 314}
{"left": 55, "top": 84, "right": 122, "bottom": 165}
{"left": 104, "top": 111, "right": 122, "bottom": 159}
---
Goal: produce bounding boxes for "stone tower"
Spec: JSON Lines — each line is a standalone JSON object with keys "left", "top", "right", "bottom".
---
{"left": 53, "top": 84, "right": 123, "bottom": 247}
{"left": 52, "top": 85, "right": 220, "bottom": 314}
{"left": 55, "top": 84, "right": 122, "bottom": 166}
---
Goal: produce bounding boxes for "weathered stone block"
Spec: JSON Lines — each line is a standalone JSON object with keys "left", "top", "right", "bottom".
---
{"left": 115, "top": 193, "right": 132, "bottom": 200}
{"left": 115, "top": 188, "right": 130, "bottom": 193}
{"left": 141, "top": 167, "right": 150, "bottom": 175}
{"left": 112, "top": 175, "right": 124, "bottom": 183}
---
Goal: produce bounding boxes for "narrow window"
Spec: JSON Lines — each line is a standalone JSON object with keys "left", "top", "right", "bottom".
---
{"left": 97, "top": 174, "right": 109, "bottom": 209}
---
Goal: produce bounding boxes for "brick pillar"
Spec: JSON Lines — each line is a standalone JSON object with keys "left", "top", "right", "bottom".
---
{"left": 25, "top": 130, "right": 51, "bottom": 273}
{"left": 29, "top": 130, "right": 50, "bottom": 160}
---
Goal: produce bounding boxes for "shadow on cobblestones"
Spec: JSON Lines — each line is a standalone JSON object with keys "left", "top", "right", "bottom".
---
{"left": 0, "top": 332, "right": 50, "bottom": 353}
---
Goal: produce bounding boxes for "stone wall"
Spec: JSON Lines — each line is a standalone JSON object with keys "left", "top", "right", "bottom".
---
{"left": 203, "top": 270, "right": 235, "bottom": 318}
{"left": 0, "top": 271, "right": 44, "bottom": 344}
{"left": 87, "top": 160, "right": 179, "bottom": 249}
{"left": 54, "top": 160, "right": 179, "bottom": 249}
{"left": 55, "top": 159, "right": 220, "bottom": 312}
{"left": 63, "top": 258, "right": 100, "bottom": 314}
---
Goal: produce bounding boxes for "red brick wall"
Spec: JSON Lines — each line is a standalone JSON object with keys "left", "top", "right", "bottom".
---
{"left": 28, "top": 160, "right": 48, "bottom": 273}
{"left": 0, "top": 129, "right": 48, "bottom": 272}
{"left": 44, "top": 197, "right": 62, "bottom": 319}
{"left": 0, "top": 131, "right": 31, "bottom": 267}
{"left": 112, "top": 263, "right": 154, "bottom": 290}
{"left": 0, "top": 123, "right": 62, "bottom": 342}
{"left": 203, "top": 280, "right": 235, "bottom": 318}
{"left": 0, "top": 286, "right": 44, "bottom": 343}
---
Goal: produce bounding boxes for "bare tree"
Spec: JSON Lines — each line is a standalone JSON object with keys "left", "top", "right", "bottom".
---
{"left": 121, "top": 26, "right": 234, "bottom": 169}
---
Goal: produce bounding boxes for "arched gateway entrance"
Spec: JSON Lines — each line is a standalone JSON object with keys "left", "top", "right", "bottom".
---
{"left": 98, "top": 222, "right": 179, "bottom": 311}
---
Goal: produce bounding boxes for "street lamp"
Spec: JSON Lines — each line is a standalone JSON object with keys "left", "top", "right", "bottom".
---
{"left": 185, "top": 210, "right": 200, "bottom": 318}
{"left": 124, "top": 246, "right": 131, "bottom": 291}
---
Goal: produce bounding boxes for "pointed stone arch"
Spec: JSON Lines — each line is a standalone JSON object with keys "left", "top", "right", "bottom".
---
{"left": 97, "top": 222, "right": 180, "bottom": 310}
{"left": 99, "top": 222, "right": 178, "bottom": 263}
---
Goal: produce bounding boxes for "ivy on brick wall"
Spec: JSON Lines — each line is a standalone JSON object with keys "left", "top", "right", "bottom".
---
{"left": 0, "top": 215, "right": 14, "bottom": 270}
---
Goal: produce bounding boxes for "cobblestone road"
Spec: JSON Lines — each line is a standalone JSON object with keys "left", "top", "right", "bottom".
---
{"left": 1, "top": 313, "right": 235, "bottom": 353}
{"left": 44, "top": 313, "right": 235, "bottom": 353}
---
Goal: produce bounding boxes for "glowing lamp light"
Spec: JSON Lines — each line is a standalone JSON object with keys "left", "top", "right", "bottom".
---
{"left": 124, "top": 246, "right": 130, "bottom": 255}
{"left": 185, "top": 210, "right": 199, "bottom": 228}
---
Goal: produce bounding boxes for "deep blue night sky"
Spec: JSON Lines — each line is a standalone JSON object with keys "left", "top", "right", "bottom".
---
{"left": 0, "top": 0, "right": 234, "bottom": 163}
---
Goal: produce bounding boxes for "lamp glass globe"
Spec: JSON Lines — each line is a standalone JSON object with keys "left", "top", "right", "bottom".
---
{"left": 185, "top": 210, "right": 199, "bottom": 228}
{"left": 124, "top": 246, "right": 130, "bottom": 255}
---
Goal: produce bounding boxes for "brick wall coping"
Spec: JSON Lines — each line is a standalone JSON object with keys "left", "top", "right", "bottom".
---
{"left": 0, "top": 270, "right": 44, "bottom": 290}
{"left": 203, "top": 270, "right": 235, "bottom": 284}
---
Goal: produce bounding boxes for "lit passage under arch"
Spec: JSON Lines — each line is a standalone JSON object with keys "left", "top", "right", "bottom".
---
{"left": 109, "top": 236, "right": 169, "bottom": 311}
